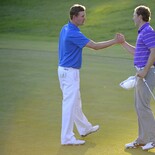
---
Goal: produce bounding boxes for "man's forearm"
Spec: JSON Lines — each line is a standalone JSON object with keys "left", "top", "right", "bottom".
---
{"left": 121, "top": 41, "right": 135, "bottom": 55}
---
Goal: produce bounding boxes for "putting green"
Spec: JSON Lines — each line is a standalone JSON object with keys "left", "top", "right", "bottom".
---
{"left": 0, "top": 39, "right": 155, "bottom": 155}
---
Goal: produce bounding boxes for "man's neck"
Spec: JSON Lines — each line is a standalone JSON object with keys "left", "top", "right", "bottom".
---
{"left": 138, "top": 21, "right": 147, "bottom": 29}
{"left": 70, "top": 20, "right": 79, "bottom": 27}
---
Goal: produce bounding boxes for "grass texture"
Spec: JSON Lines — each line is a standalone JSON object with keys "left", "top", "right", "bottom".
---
{"left": 1, "top": 0, "right": 155, "bottom": 155}
{"left": 0, "top": 0, "right": 155, "bottom": 41}
{"left": 0, "top": 40, "right": 155, "bottom": 155}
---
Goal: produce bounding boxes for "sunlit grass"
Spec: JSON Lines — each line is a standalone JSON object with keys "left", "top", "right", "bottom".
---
{"left": 1, "top": 40, "right": 155, "bottom": 155}
{"left": 0, "top": 0, "right": 155, "bottom": 41}
{"left": 1, "top": 0, "right": 155, "bottom": 154}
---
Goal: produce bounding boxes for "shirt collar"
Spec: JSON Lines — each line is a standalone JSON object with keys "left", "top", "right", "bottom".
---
{"left": 68, "top": 21, "right": 80, "bottom": 31}
{"left": 138, "top": 22, "right": 150, "bottom": 34}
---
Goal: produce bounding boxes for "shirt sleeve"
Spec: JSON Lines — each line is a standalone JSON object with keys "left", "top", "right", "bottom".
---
{"left": 143, "top": 29, "right": 155, "bottom": 49}
{"left": 69, "top": 31, "right": 90, "bottom": 48}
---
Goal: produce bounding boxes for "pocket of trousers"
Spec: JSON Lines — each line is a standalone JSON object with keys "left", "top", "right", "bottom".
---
{"left": 60, "top": 72, "right": 67, "bottom": 78}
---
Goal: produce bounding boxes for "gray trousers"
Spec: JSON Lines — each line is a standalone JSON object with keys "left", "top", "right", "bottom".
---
{"left": 135, "top": 68, "right": 155, "bottom": 144}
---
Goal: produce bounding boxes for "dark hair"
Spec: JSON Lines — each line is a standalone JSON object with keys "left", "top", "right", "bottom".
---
{"left": 135, "top": 5, "right": 151, "bottom": 22}
{"left": 70, "top": 4, "right": 86, "bottom": 20}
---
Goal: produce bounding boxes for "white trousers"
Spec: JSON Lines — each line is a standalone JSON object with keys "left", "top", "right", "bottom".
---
{"left": 58, "top": 66, "right": 92, "bottom": 144}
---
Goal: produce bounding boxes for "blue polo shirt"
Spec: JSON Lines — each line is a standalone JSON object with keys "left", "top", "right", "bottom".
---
{"left": 134, "top": 22, "right": 155, "bottom": 67}
{"left": 58, "top": 21, "right": 90, "bottom": 69}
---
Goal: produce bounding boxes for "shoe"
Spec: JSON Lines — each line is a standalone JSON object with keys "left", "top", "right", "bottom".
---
{"left": 62, "top": 139, "right": 85, "bottom": 145}
{"left": 142, "top": 142, "right": 155, "bottom": 150}
{"left": 81, "top": 125, "right": 99, "bottom": 137}
{"left": 125, "top": 140, "right": 145, "bottom": 149}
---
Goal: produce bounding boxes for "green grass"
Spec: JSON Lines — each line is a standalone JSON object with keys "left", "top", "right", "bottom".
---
{"left": 0, "top": 0, "right": 155, "bottom": 41}
{"left": 1, "top": 40, "right": 155, "bottom": 155}
{"left": 1, "top": 0, "right": 155, "bottom": 155}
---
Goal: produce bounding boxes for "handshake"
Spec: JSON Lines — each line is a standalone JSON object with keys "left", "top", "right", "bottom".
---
{"left": 114, "top": 33, "right": 125, "bottom": 44}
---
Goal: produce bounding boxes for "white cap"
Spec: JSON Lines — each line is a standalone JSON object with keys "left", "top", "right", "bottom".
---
{"left": 120, "top": 76, "right": 136, "bottom": 90}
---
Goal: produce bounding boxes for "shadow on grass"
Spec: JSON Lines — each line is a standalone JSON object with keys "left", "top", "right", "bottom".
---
{"left": 56, "top": 141, "right": 96, "bottom": 155}
{"left": 125, "top": 148, "right": 155, "bottom": 155}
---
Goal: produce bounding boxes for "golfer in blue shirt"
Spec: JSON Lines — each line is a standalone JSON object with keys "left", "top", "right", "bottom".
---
{"left": 58, "top": 4, "right": 123, "bottom": 145}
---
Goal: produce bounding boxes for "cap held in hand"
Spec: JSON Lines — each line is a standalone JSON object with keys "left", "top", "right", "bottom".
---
{"left": 120, "top": 76, "right": 136, "bottom": 90}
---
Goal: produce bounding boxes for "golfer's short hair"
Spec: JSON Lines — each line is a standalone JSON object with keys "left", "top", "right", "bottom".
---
{"left": 135, "top": 5, "right": 151, "bottom": 22}
{"left": 70, "top": 4, "right": 86, "bottom": 20}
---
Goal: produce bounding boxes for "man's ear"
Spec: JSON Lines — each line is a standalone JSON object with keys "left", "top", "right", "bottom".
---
{"left": 72, "top": 15, "right": 77, "bottom": 20}
{"left": 139, "top": 14, "right": 143, "bottom": 20}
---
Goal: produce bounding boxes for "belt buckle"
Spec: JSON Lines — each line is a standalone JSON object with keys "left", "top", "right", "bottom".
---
{"left": 64, "top": 68, "right": 69, "bottom": 71}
